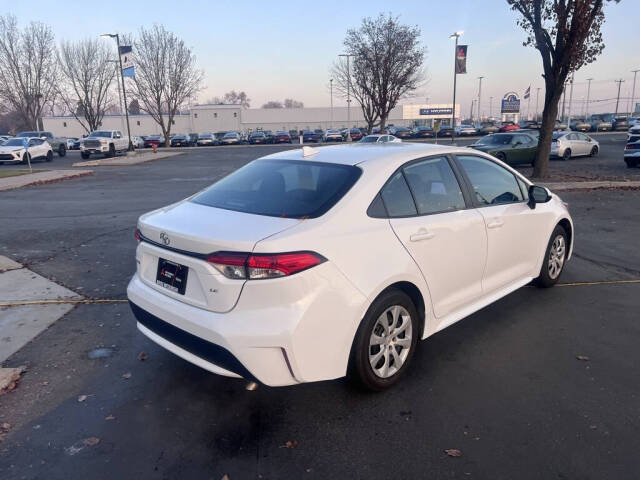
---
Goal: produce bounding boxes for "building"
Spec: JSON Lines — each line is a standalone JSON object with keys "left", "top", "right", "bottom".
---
{"left": 42, "top": 103, "right": 460, "bottom": 138}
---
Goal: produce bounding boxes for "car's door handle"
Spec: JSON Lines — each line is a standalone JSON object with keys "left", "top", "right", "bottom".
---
{"left": 487, "top": 219, "right": 504, "bottom": 229}
{"left": 410, "top": 230, "right": 435, "bottom": 242}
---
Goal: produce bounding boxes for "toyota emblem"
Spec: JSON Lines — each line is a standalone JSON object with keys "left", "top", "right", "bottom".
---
{"left": 159, "top": 232, "right": 170, "bottom": 245}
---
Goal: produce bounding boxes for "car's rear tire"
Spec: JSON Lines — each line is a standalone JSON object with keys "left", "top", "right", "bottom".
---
{"left": 58, "top": 144, "right": 66, "bottom": 157}
{"left": 349, "top": 289, "right": 419, "bottom": 391}
{"left": 496, "top": 152, "right": 507, "bottom": 162}
{"left": 562, "top": 149, "right": 571, "bottom": 161}
{"left": 625, "top": 159, "right": 638, "bottom": 168}
{"left": 589, "top": 146, "right": 598, "bottom": 157}
{"left": 46, "top": 150, "right": 53, "bottom": 162}
{"left": 534, "top": 224, "right": 568, "bottom": 288}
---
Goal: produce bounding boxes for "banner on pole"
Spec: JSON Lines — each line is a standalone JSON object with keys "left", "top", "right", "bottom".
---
{"left": 455, "top": 45, "right": 468, "bottom": 74}
{"left": 119, "top": 45, "right": 135, "bottom": 77}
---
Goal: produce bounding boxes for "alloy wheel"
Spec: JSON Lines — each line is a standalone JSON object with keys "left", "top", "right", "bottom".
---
{"left": 369, "top": 305, "right": 412, "bottom": 378}
{"left": 548, "top": 235, "right": 566, "bottom": 279}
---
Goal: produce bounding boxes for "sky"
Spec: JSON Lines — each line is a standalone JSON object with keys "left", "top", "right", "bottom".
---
{"left": 3, "top": 0, "right": 638, "bottom": 116}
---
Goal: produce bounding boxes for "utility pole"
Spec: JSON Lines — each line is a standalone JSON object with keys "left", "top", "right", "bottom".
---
{"left": 567, "top": 73, "right": 575, "bottom": 129}
{"left": 477, "top": 76, "right": 484, "bottom": 123}
{"left": 631, "top": 69, "right": 639, "bottom": 117}
{"left": 330, "top": 78, "right": 334, "bottom": 129}
{"left": 338, "top": 54, "right": 355, "bottom": 140}
{"left": 450, "top": 31, "right": 463, "bottom": 143}
{"left": 469, "top": 99, "right": 475, "bottom": 123}
{"left": 489, "top": 96, "right": 493, "bottom": 119}
{"left": 614, "top": 78, "right": 625, "bottom": 116}
{"left": 107, "top": 59, "right": 126, "bottom": 134}
{"left": 585, "top": 78, "right": 593, "bottom": 118}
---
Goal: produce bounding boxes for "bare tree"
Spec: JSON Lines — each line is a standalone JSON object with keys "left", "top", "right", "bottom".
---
{"left": 508, "top": 0, "right": 619, "bottom": 178}
{"left": 332, "top": 14, "right": 425, "bottom": 131}
{"left": 284, "top": 98, "right": 304, "bottom": 108}
{"left": 223, "top": 90, "right": 250, "bottom": 107}
{"left": 128, "top": 25, "right": 203, "bottom": 146}
{"left": 262, "top": 100, "right": 283, "bottom": 109}
{"left": 331, "top": 59, "right": 379, "bottom": 133}
{"left": 57, "top": 38, "right": 115, "bottom": 134}
{"left": 0, "top": 15, "right": 58, "bottom": 130}
{"left": 128, "top": 99, "right": 141, "bottom": 115}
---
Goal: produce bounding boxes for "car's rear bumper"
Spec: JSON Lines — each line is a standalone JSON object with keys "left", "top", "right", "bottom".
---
{"left": 126, "top": 261, "right": 366, "bottom": 386}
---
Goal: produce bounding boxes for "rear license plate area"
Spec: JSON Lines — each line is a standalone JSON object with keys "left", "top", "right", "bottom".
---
{"left": 156, "top": 258, "right": 188, "bottom": 295}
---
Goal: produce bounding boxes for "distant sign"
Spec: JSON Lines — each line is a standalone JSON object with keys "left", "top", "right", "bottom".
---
{"left": 501, "top": 92, "right": 520, "bottom": 113}
{"left": 420, "top": 107, "right": 453, "bottom": 116}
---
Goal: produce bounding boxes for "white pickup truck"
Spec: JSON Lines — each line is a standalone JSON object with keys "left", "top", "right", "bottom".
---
{"left": 80, "top": 130, "right": 129, "bottom": 159}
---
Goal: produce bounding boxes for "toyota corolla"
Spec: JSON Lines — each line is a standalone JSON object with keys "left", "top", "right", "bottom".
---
{"left": 127, "top": 143, "right": 573, "bottom": 390}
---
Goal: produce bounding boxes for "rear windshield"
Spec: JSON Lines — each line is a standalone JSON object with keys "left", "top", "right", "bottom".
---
{"left": 191, "top": 159, "right": 362, "bottom": 218}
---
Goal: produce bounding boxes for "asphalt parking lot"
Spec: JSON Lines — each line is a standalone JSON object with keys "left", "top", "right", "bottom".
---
{"left": 1, "top": 141, "right": 639, "bottom": 479}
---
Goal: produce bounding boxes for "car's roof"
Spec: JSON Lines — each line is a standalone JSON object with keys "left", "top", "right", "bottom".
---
{"left": 260, "top": 142, "right": 469, "bottom": 167}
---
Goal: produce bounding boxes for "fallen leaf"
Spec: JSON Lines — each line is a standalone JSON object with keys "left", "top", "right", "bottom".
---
{"left": 138, "top": 352, "right": 147, "bottom": 361}
{"left": 83, "top": 437, "right": 100, "bottom": 446}
{"left": 105, "top": 415, "right": 115, "bottom": 421}
{"left": 77, "top": 395, "right": 87, "bottom": 402}
{"left": 122, "top": 372, "right": 132, "bottom": 379}
{"left": 445, "top": 449, "right": 462, "bottom": 457}
{"left": 576, "top": 355, "right": 590, "bottom": 361}
{"left": 282, "top": 440, "right": 298, "bottom": 449}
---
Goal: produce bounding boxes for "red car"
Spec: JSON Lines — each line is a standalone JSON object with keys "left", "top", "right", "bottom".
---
{"left": 144, "top": 135, "right": 165, "bottom": 148}
{"left": 349, "top": 128, "right": 364, "bottom": 141}
{"left": 274, "top": 131, "right": 292, "bottom": 144}
{"left": 499, "top": 122, "right": 520, "bottom": 132}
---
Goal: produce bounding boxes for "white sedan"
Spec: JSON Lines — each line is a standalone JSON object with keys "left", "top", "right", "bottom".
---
{"left": 551, "top": 131, "right": 599, "bottom": 160}
{"left": 127, "top": 143, "right": 573, "bottom": 390}
{"left": 360, "top": 134, "right": 402, "bottom": 143}
{"left": 0, "top": 137, "right": 53, "bottom": 164}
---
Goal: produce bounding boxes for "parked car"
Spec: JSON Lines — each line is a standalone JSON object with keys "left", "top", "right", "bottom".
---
{"left": 249, "top": 132, "right": 267, "bottom": 144}
{"left": 170, "top": 134, "right": 191, "bottom": 147}
{"left": 196, "top": 133, "right": 216, "bottom": 146}
{"left": 569, "top": 118, "right": 592, "bottom": 132}
{"left": 389, "top": 126, "right": 412, "bottom": 139}
{"left": 73, "top": 138, "right": 83, "bottom": 150}
{"left": 187, "top": 133, "right": 198, "bottom": 146}
{"left": 132, "top": 136, "right": 145, "bottom": 149}
{"left": 65, "top": 137, "right": 78, "bottom": 149}
{"left": 613, "top": 117, "right": 629, "bottom": 131}
{"left": 274, "top": 131, "right": 292, "bottom": 144}
{"left": 80, "top": 130, "right": 130, "bottom": 158}
{"left": 324, "top": 129, "right": 344, "bottom": 142}
{"left": 469, "top": 132, "right": 538, "bottom": 165}
{"left": 259, "top": 130, "right": 274, "bottom": 144}
{"left": 127, "top": 143, "right": 573, "bottom": 390}
{"left": 550, "top": 132, "right": 599, "bottom": 160}
{"left": 499, "top": 121, "right": 520, "bottom": 132}
{"left": 220, "top": 132, "right": 241, "bottom": 145}
{"left": 143, "top": 135, "right": 165, "bottom": 148}
{"left": 519, "top": 120, "right": 541, "bottom": 129}
{"left": 348, "top": 128, "right": 364, "bottom": 141}
{"left": 360, "top": 134, "right": 402, "bottom": 143}
{"left": 589, "top": 115, "right": 612, "bottom": 132}
{"left": 411, "top": 126, "right": 435, "bottom": 138}
{"left": 0, "top": 137, "right": 53, "bottom": 164}
{"left": 517, "top": 129, "right": 541, "bottom": 139}
{"left": 629, "top": 122, "right": 640, "bottom": 135}
{"left": 455, "top": 124, "right": 478, "bottom": 136}
{"left": 16, "top": 131, "right": 67, "bottom": 157}
{"left": 479, "top": 123, "right": 500, "bottom": 135}
{"left": 436, "top": 126, "right": 453, "bottom": 137}
{"left": 302, "top": 130, "right": 322, "bottom": 143}
{"left": 624, "top": 135, "right": 640, "bottom": 168}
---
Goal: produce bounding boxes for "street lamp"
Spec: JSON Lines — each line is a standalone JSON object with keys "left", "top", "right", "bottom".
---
{"left": 477, "top": 76, "right": 484, "bottom": 123}
{"left": 339, "top": 53, "right": 355, "bottom": 141}
{"left": 101, "top": 33, "right": 133, "bottom": 151}
{"left": 631, "top": 69, "right": 639, "bottom": 117}
{"left": 585, "top": 78, "right": 593, "bottom": 118}
{"left": 450, "top": 31, "right": 463, "bottom": 143}
{"left": 330, "top": 78, "right": 334, "bottom": 129}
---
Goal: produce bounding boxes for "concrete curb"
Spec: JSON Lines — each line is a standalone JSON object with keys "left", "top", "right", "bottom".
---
{"left": 72, "top": 151, "right": 184, "bottom": 167}
{"left": 543, "top": 180, "right": 640, "bottom": 191}
{"left": 0, "top": 169, "right": 93, "bottom": 192}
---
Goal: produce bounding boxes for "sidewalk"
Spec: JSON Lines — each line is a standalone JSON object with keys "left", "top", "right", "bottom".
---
{"left": 72, "top": 151, "right": 183, "bottom": 167}
{"left": 0, "top": 169, "right": 93, "bottom": 192}
{"left": 542, "top": 180, "right": 640, "bottom": 191}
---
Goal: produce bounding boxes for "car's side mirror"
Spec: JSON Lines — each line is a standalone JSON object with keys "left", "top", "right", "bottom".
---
{"left": 513, "top": 141, "right": 522, "bottom": 147}
{"left": 528, "top": 185, "right": 551, "bottom": 209}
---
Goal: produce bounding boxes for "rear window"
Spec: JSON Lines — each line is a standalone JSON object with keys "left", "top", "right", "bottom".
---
{"left": 191, "top": 160, "right": 362, "bottom": 218}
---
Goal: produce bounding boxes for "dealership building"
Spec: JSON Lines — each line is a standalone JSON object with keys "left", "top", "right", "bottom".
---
{"left": 42, "top": 103, "right": 460, "bottom": 138}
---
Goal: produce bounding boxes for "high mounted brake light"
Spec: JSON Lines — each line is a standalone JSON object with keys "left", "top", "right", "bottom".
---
{"left": 207, "top": 251, "right": 326, "bottom": 280}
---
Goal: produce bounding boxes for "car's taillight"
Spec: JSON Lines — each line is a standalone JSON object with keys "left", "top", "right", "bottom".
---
{"left": 206, "top": 251, "right": 325, "bottom": 280}
{"left": 134, "top": 228, "right": 141, "bottom": 242}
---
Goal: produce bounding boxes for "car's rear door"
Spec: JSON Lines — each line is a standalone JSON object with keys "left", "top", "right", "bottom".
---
{"left": 454, "top": 154, "right": 552, "bottom": 293}
{"left": 383, "top": 155, "right": 487, "bottom": 319}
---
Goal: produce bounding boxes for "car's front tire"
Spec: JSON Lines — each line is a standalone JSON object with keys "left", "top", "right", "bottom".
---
{"left": 589, "top": 146, "right": 598, "bottom": 157}
{"left": 625, "top": 159, "right": 638, "bottom": 168}
{"left": 535, "top": 224, "right": 568, "bottom": 288}
{"left": 46, "top": 150, "right": 53, "bottom": 162}
{"left": 58, "top": 144, "right": 66, "bottom": 157}
{"left": 349, "top": 289, "right": 419, "bottom": 391}
{"left": 81, "top": 152, "right": 90, "bottom": 159}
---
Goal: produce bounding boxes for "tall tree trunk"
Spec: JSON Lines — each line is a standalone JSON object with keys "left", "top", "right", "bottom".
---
{"left": 533, "top": 89, "right": 562, "bottom": 179}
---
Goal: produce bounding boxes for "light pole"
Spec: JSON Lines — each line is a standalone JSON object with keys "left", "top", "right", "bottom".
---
{"left": 450, "top": 31, "right": 463, "bottom": 143}
{"left": 107, "top": 60, "right": 126, "bottom": 134}
{"left": 339, "top": 53, "right": 355, "bottom": 141}
{"left": 631, "top": 69, "right": 639, "bottom": 117}
{"left": 585, "top": 78, "right": 593, "bottom": 118}
{"left": 101, "top": 33, "right": 133, "bottom": 151}
{"left": 614, "top": 78, "right": 625, "bottom": 116}
{"left": 477, "top": 76, "right": 484, "bottom": 123}
{"left": 567, "top": 73, "right": 575, "bottom": 129}
{"left": 330, "top": 78, "right": 334, "bottom": 129}
{"left": 489, "top": 96, "right": 493, "bottom": 119}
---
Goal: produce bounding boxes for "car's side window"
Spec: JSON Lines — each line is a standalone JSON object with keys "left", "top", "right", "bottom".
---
{"left": 380, "top": 171, "right": 417, "bottom": 217}
{"left": 457, "top": 155, "right": 524, "bottom": 206}
{"left": 403, "top": 156, "right": 466, "bottom": 215}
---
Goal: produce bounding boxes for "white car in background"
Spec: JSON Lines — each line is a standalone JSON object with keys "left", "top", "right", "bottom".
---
{"left": 360, "top": 134, "right": 402, "bottom": 143}
{"left": 550, "top": 131, "right": 599, "bottom": 160}
{"left": 132, "top": 136, "right": 145, "bottom": 148}
{"left": 127, "top": 143, "right": 573, "bottom": 390}
{"left": 0, "top": 137, "right": 53, "bottom": 164}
